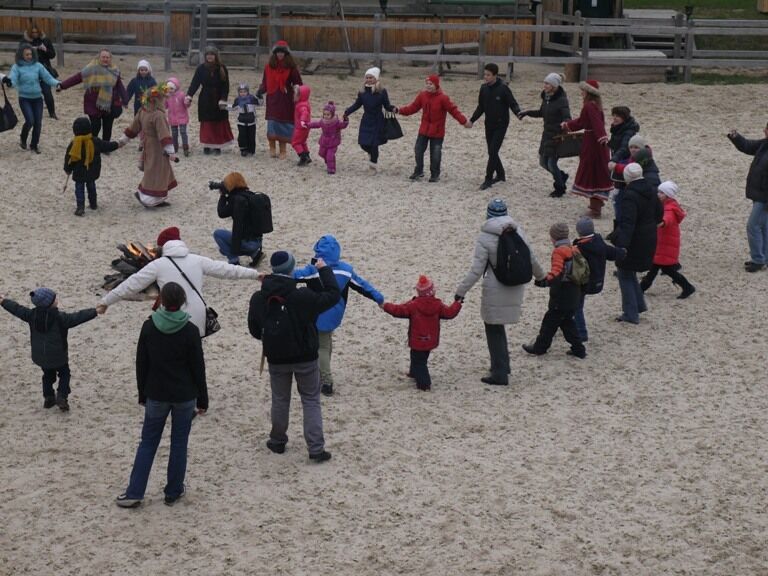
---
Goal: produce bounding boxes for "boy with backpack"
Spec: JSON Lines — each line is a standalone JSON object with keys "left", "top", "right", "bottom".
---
{"left": 248, "top": 251, "right": 341, "bottom": 462}
{"left": 522, "top": 222, "right": 587, "bottom": 359}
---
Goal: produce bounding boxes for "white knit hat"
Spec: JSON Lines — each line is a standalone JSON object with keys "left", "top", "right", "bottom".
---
{"left": 544, "top": 72, "right": 562, "bottom": 88}
{"left": 137, "top": 59, "right": 152, "bottom": 74}
{"left": 623, "top": 163, "right": 643, "bottom": 183}
{"left": 628, "top": 134, "right": 647, "bottom": 149}
{"left": 658, "top": 180, "right": 679, "bottom": 199}
{"left": 365, "top": 67, "right": 381, "bottom": 80}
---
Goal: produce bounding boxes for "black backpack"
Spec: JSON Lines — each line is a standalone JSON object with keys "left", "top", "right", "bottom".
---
{"left": 489, "top": 226, "right": 533, "bottom": 286}
{"left": 262, "top": 294, "right": 303, "bottom": 362}
{"left": 245, "top": 190, "right": 273, "bottom": 237}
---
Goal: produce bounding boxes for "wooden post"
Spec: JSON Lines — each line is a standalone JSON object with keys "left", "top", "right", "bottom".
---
{"left": 672, "top": 12, "right": 683, "bottom": 80}
{"left": 269, "top": 4, "right": 279, "bottom": 50}
{"left": 683, "top": 19, "right": 694, "bottom": 83}
{"left": 163, "top": 0, "right": 172, "bottom": 72}
{"left": 437, "top": 16, "right": 445, "bottom": 75}
{"left": 199, "top": 1, "right": 208, "bottom": 57}
{"left": 506, "top": 45, "right": 514, "bottom": 80}
{"left": 54, "top": 3, "right": 64, "bottom": 68}
{"left": 580, "top": 18, "right": 590, "bottom": 82}
{"left": 534, "top": 1, "right": 543, "bottom": 57}
{"left": 571, "top": 10, "right": 581, "bottom": 57}
{"left": 477, "top": 15, "right": 487, "bottom": 80}
{"left": 373, "top": 12, "right": 382, "bottom": 71}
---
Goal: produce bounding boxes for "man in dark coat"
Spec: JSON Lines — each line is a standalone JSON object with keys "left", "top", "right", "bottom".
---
{"left": 248, "top": 252, "right": 341, "bottom": 462}
{"left": 469, "top": 63, "right": 521, "bottom": 190}
{"left": 728, "top": 125, "right": 768, "bottom": 272}
{"left": 611, "top": 163, "right": 663, "bottom": 324}
{"left": 607, "top": 106, "right": 640, "bottom": 165}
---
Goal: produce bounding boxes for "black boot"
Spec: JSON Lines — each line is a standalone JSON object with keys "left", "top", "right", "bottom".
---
{"left": 74, "top": 204, "right": 85, "bottom": 217}
{"left": 640, "top": 276, "right": 652, "bottom": 292}
{"left": 297, "top": 152, "right": 309, "bottom": 166}
{"left": 674, "top": 277, "right": 696, "bottom": 299}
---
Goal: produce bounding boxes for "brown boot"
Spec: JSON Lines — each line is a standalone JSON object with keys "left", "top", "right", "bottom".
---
{"left": 278, "top": 142, "right": 287, "bottom": 160}
{"left": 268, "top": 140, "right": 277, "bottom": 158}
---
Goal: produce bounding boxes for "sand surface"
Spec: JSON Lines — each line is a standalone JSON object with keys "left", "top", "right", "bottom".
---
{"left": 0, "top": 55, "right": 766, "bottom": 575}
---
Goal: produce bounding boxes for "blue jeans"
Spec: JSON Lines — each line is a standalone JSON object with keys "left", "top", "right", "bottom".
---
{"left": 74, "top": 180, "right": 97, "bottom": 207}
{"left": 574, "top": 293, "right": 588, "bottom": 342}
{"left": 212, "top": 229, "right": 262, "bottom": 264}
{"left": 19, "top": 97, "right": 44, "bottom": 149}
{"left": 747, "top": 200, "right": 768, "bottom": 265}
{"left": 125, "top": 399, "right": 196, "bottom": 500}
{"left": 616, "top": 268, "right": 647, "bottom": 323}
{"left": 414, "top": 135, "right": 443, "bottom": 178}
{"left": 539, "top": 154, "right": 566, "bottom": 191}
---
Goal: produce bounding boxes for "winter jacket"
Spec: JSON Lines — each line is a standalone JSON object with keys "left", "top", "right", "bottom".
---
{"left": 1, "top": 300, "right": 97, "bottom": 369}
{"left": 217, "top": 189, "right": 265, "bottom": 254}
{"left": 22, "top": 31, "right": 56, "bottom": 74}
{"left": 573, "top": 233, "right": 621, "bottom": 295}
{"left": 541, "top": 242, "right": 581, "bottom": 311}
{"left": 60, "top": 70, "right": 128, "bottom": 118}
{"left": 136, "top": 310, "right": 208, "bottom": 410}
{"left": 382, "top": 296, "right": 461, "bottom": 352}
{"left": 165, "top": 86, "right": 190, "bottom": 127}
{"left": 525, "top": 86, "right": 571, "bottom": 156}
{"left": 608, "top": 117, "right": 640, "bottom": 163}
{"left": 613, "top": 146, "right": 661, "bottom": 190}
{"left": 613, "top": 178, "right": 664, "bottom": 272}
{"left": 469, "top": 77, "right": 520, "bottom": 130}
{"left": 308, "top": 117, "right": 348, "bottom": 149}
{"left": 231, "top": 93, "right": 261, "bottom": 125}
{"left": 455, "top": 216, "right": 545, "bottom": 324}
{"left": 294, "top": 235, "right": 384, "bottom": 333}
{"left": 101, "top": 240, "right": 259, "bottom": 337}
{"left": 248, "top": 266, "right": 341, "bottom": 364}
{"left": 728, "top": 133, "right": 768, "bottom": 203}
{"left": 187, "top": 63, "right": 229, "bottom": 123}
{"left": 64, "top": 136, "right": 118, "bottom": 182}
{"left": 344, "top": 86, "right": 395, "bottom": 147}
{"left": 8, "top": 46, "right": 59, "bottom": 100}
{"left": 654, "top": 198, "right": 686, "bottom": 266}
{"left": 126, "top": 74, "right": 157, "bottom": 114}
{"left": 397, "top": 88, "right": 467, "bottom": 139}
{"left": 292, "top": 85, "right": 311, "bottom": 146}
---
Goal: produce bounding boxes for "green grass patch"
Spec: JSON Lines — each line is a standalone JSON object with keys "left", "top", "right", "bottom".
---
{"left": 624, "top": 0, "right": 768, "bottom": 19}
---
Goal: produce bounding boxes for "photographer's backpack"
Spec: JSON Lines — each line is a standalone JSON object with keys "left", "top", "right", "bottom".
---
{"left": 247, "top": 191, "right": 273, "bottom": 236}
{"left": 262, "top": 293, "right": 303, "bottom": 361}
{"left": 489, "top": 226, "right": 533, "bottom": 286}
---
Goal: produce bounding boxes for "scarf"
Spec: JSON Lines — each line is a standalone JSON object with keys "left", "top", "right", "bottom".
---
{"left": 68, "top": 135, "right": 95, "bottom": 169}
{"left": 81, "top": 58, "right": 120, "bottom": 112}
{"left": 265, "top": 62, "right": 291, "bottom": 95}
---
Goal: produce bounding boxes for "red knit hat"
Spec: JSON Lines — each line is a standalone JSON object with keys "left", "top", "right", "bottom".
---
{"left": 272, "top": 40, "right": 290, "bottom": 53}
{"left": 579, "top": 79, "right": 600, "bottom": 96}
{"left": 415, "top": 275, "right": 435, "bottom": 297}
{"left": 157, "top": 226, "right": 180, "bottom": 247}
{"left": 427, "top": 74, "right": 440, "bottom": 89}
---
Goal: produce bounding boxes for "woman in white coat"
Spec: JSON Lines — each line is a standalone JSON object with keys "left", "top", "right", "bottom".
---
{"left": 455, "top": 199, "right": 544, "bottom": 386}
{"left": 100, "top": 227, "right": 260, "bottom": 337}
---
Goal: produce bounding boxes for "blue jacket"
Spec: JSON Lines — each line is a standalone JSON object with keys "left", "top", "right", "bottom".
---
{"left": 294, "top": 235, "right": 384, "bottom": 332}
{"left": 126, "top": 75, "right": 158, "bottom": 114}
{"left": 344, "top": 86, "right": 394, "bottom": 147}
{"left": 9, "top": 46, "right": 58, "bottom": 100}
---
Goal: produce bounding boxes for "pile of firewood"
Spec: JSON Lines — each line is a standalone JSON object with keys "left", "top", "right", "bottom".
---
{"left": 102, "top": 242, "right": 159, "bottom": 299}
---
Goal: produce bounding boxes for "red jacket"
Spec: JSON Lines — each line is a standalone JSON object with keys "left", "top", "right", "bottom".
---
{"left": 383, "top": 296, "right": 461, "bottom": 351}
{"left": 398, "top": 89, "right": 467, "bottom": 139}
{"left": 654, "top": 198, "right": 686, "bottom": 266}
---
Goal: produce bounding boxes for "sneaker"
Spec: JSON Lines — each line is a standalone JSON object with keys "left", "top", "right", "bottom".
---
{"left": 480, "top": 376, "right": 508, "bottom": 386}
{"left": 155, "top": 201, "right": 172, "bottom": 208}
{"left": 115, "top": 494, "right": 142, "bottom": 508}
{"left": 522, "top": 343, "right": 545, "bottom": 356}
{"left": 549, "top": 189, "right": 565, "bottom": 198}
{"left": 31, "top": 146, "right": 41, "bottom": 154}
{"left": 266, "top": 440, "right": 286, "bottom": 454}
{"left": 368, "top": 161, "right": 378, "bottom": 173}
{"left": 566, "top": 349, "right": 587, "bottom": 359}
{"left": 428, "top": 175, "right": 440, "bottom": 183}
{"left": 409, "top": 171, "right": 424, "bottom": 181}
{"left": 678, "top": 285, "right": 696, "bottom": 299}
{"left": 164, "top": 486, "right": 185, "bottom": 506}
{"left": 479, "top": 180, "right": 493, "bottom": 191}
{"left": 492, "top": 176, "right": 506, "bottom": 184}
{"left": 249, "top": 250, "right": 264, "bottom": 268}
{"left": 74, "top": 205, "right": 85, "bottom": 217}
{"left": 745, "top": 262, "right": 766, "bottom": 273}
{"left": 56, "top": 396, "right": 70, "bottom": 411}
{"left": 43, "top": 395, "right": 56, "bottom": 409}
{"left": 321, "top": 383, "right": 334, "bottom": 397}
{"left": 309, "top": 451, "right": 332, "bottom": 463}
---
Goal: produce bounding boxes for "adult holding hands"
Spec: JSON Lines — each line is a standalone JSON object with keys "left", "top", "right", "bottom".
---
{"left": 186, "top": 45, "right": 234, "bottom": 155}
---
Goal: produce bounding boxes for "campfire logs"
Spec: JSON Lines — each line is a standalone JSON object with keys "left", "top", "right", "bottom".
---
{"left": 102, "top": 241, "right": 160, "bottom": 297}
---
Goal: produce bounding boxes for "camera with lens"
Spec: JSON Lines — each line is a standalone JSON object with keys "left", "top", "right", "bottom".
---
{"left": 208, "top": 180, "right": 227, "bottom": 193}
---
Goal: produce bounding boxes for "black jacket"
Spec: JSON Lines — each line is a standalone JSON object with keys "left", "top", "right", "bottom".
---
{"left": 136, "top": 318, "right": 208, "bottom": 410}
{"left": 187, "top": 63, "right": 230, "bottom": 123}
{"left": 22, "top": 33, "right": 56, "bottom": 74}
{"left": 613, "top": 178, "right": 664, "bottom": 272}
{"left": 470, "top": 78, "right": 520, "bottom": 130}
{"left": 728, "top": 133, "right": 768, "bottom": 203}
{"left": 573, "top": 233, "right": 622, "bottom": 295}
{"left": 217, "top": 188, "right": 268, "bottom": 255}
{"left": 608, "top": 117, "right": 640, "bottom": 163}
{"left": 526, "top": 86, "right": 571, "bottom": 156}
{"left": 1, "top": 300, "right": 96, "bottom": 368}
{"left": 64, "top": 137, "right": 118, "bottom": 182}
{"left": 248, "top": 266, "right": 341, "bottom": 364}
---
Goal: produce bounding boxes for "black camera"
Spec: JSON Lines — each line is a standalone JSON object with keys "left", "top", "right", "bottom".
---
{"left": 208, "top": 180, "right": 227, "bottom": 192}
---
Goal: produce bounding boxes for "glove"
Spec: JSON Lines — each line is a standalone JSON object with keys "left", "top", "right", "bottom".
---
{"left": 2, "top": 76, "right": 11, "bottom": 87}
{"left": 534, "top": 278, "right": 548, "bottom": 288}
{"left": 454, "top": 294, "right": 464, "bottom": 303}
{"left": 617, "top": 247, "right": 628, "bottom": 261}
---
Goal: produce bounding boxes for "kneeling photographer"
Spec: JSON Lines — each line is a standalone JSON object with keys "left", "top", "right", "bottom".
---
{"left": 212, "top": 172, "right": 273, "bottom": 267}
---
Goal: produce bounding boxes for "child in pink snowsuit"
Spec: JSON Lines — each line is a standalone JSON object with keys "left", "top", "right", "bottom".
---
{"left": 308, "top": 101, "right": 348, "bottom": 174}
{"left": 292, "top": 84, "right": 312, "bottom": 165}
{"left": 165, "top": 77, "right": 191, "bottom": 156}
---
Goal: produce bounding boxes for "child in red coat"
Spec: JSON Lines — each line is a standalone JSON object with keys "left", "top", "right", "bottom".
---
{"left": 640, "top": 181, "right": 696, "bottom": 299}
{"left": 396, "top": 75, "right": 471, "bottom": 183}
{"left": 381, "top": 275, "right": 461, "bottom": 390}
{"left": 292, "top": 84, "right": 312, "bottom": 165}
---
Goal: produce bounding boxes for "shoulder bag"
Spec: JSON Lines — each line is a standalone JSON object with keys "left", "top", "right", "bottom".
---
{"left": 0, "top": 84, "right": 18, "bottom": 133}
{"left": 165, "top": 257, "right": 221, "bottom": 337}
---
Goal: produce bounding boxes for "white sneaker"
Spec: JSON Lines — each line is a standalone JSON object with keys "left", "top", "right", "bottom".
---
{"left": 368, "top": 161, "right": 378, "bottom": 173}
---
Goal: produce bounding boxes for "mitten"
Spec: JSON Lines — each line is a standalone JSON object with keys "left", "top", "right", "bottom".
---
{"left": 534, "top": 278, "right": 548, "bottom": 288}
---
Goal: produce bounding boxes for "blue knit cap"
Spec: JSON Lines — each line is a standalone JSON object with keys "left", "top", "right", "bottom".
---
{"left": 30, "top": 287, "right": 56, "bottom": 308}
{"left": 487, "top": 198, "right": 508, "bottom": 218}
{"left": 270, "top": 251, "right": 296, "bottom": 275}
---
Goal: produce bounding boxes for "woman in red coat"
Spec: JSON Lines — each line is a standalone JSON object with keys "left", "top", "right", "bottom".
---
{"left": 396, "top": 75, "right": 471, "bottom": 183}
{"left": 640, "top": 181, "right": 696, "bottom": 298}
{"left": 561, "top": 80, "right": 612, "bottom": 217}
{"left": 381, "top": 275, "right": 462, "bottom": 391}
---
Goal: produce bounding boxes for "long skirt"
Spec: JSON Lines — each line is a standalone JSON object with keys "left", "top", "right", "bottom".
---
{"left": 200, "top": 120, "right": 235, "bottom": 148}
{"left": 267, "top": 120, "right": 294, "bottom": 143}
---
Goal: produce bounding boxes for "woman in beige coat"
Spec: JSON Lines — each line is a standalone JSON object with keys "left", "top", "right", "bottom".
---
{"left": 455, "top": 198, "right": 544, "bottom": 386}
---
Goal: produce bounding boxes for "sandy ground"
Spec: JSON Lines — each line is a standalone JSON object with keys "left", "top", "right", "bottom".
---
{"left": 0, "top": 54, "right": 766, "bottom": 575}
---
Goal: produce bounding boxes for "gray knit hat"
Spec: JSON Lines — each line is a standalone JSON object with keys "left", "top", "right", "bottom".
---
{"left": 628, "top": 134, "right": 647, "bottom": 149}
{"left": 549, "top": 222, "right": 569, "bottom": 241}
{"left": 575, "top": 216, "right": 595, "bottom": 237}
{"left": 270, "top": 251, "right": 296, "bottom": 275}
{"left": 486, "top": 198, "right": 508, "bottom": 218}
{"left": 30, "top": 287, "right": 56, "bottom": 308}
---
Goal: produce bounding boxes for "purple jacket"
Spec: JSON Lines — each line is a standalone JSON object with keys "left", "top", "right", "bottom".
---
{"left": 60, "top": 71, "right": 128, "bottom": 117}
{"left": 307, "top": 117, "right": 348, "bottom": 149}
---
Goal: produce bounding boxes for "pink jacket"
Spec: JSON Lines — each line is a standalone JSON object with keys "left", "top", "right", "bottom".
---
{"left": 165, "top": 79, "right": 190, "bottom": 126}
{"left": 307, "top": 117, "right": 348, "bottom": 149}
{"left": 291, "top": 85, "right": 311, "bottom": 146}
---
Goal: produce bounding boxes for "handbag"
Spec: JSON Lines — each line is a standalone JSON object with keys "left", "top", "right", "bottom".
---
{"left": 553, "top": 131, "right": 583, "bottom": 159}
{"left": 165, "top": 257, "right": 221, "bottom": 337}
{"left": 383, "top": 112, "right": 403, "bottom": 142}
{"left": 0, "top": 84, "right": 18, "bottom": 133}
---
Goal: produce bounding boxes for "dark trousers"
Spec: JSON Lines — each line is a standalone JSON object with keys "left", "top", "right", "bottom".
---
{"left": 409, "top": 349, "right": 432, "bottom": 390}
{"left": 361, "top": 143, "right": 379, "bottom": 164}
{"left": 237, "top": 123, "right": 256, "bottom": 154}
{"left": 41, "top": 364, "right": 71, "bottom": 399}
{"left": 19, "top": 97, "right": 44, "bottom": 149}
{"left": 533, "top": 309, "right": 585, "bottom": 355}
{"left": 40, "top": 81, "right": 56, "bottom": 116}
{"left": 484, "top": 125, "right": 508, "bottom": 182}
{"left": 74, "top": 180, "right": 97, "bottom": 208}
{"left": 414, "top": 135, "right": 443, "bottom": 178}
{"left": 641, "top": 264, "right": 694, "bottom": 292}
{"left": 539, "top": 154, "right": 567, "bottom": 191}
{"left": 484, "top": 323, "right": 510, "bottom": 384}
{"left": 171, "top": 124, "right": 189, "bottom": 151}
{"left": 89, "top": 114, "right": 114, "bottom": 141}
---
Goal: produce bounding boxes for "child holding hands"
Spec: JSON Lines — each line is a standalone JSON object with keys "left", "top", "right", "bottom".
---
{"left": 307, "top": 101, "right": 348, "bottom": 174}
